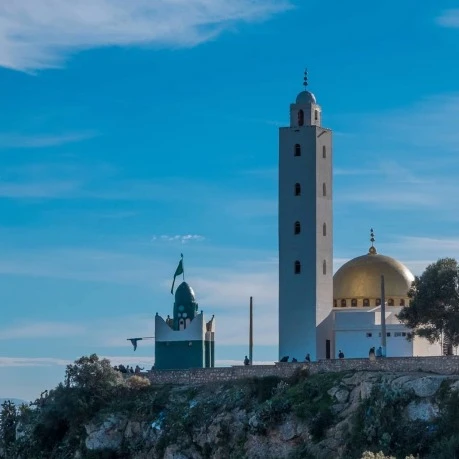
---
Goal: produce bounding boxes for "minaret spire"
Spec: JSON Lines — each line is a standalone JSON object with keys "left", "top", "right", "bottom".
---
{"left": 303, "top": 68, "right": 308, "bottom": 88}
{"left": 369, "top": 228, "right": 377, "bottom": 255}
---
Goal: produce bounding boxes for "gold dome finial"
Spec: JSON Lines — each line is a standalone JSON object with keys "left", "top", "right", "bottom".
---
{"left": 369, "top": 228, "right": 377, "bottom": 254}
{"left": 303, "top": 68, "right": 308, "bottom": 88}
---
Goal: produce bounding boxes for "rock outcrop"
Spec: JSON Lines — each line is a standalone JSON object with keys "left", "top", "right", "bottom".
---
{"left": 6, "top": 370, "right": 459, "bottom": 459}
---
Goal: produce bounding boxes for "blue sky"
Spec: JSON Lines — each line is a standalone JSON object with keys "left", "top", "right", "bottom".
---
{"left": 1, "top": 0, "right": 459, "bottom": 400}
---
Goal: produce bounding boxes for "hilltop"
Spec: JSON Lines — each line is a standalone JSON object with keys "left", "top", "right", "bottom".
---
{"left": 1, "top": 355, "right": 459, "bottom": 459}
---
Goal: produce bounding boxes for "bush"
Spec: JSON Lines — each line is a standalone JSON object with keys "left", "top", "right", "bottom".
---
{"left": 126, "top": 375, "right": 151, "bottom": 390}
{"left": 309, "top": 408, "right": 334, "bottom": 441}
{"left": 247, "top": 376, "right": 283, "bottom": 403}
{"left": 347, "top": 384, "right": 431, "bottom": 458}
{"left": 360, "top": 452, "right": 416, "bottom": 459}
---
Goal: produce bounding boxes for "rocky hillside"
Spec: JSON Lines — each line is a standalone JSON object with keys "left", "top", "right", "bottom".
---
{"left": 2, "top": 358, "right": 459, "bottom": 459}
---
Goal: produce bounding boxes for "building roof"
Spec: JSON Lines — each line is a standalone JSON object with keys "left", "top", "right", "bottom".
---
{"left": 296, "top": 90, "right": 317, "bottom": 105}
{"left": 175, "top": 281, "right": 196, "bottom": 304}
{"left": 333, "top": 252, "right": 415, "bottom": 299}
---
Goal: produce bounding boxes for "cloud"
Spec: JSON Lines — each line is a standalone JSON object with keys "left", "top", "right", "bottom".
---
{"left": 334, "top": 168, "right": 380, "bottom": 176}
{"left": 369, "top": 94, "right": 459, "bottom": 153}
{"left": 384, "top": 236, "right": 459, "bottom": 266}
{"left": 0, "top": 180, "right": 80, "bottom": 198}
{"left": 437, "top": 9, "right": 459, "bottom": 27}
{"left": 225, "top": 198, "right": 277, "bottom": 218}
{"left": 0, "top": 322, "right": 86, "bottom": 340}
{"left": 0, "top": 0, "right": 292, "bottom": 72}
{"left": 152, "top": 234, "right": 205, "bottom": 244}
{"left": 0, "top": 247, "right": 168, "bottom": 285}
{"left": 0, "top": 132, "right": 97, "bottom": 149}
{"left": 0, "top": 355, "right": 274, "bottom": 368}
{"left": 0, "top": 357, "right": 71, "bottom": 367}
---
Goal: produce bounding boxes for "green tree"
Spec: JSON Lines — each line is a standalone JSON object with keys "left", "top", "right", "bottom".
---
{"left": 0, "top": 400, "right": 18, "bottom": 451}
{"left": 65, "top": 353, "right": 122, "bottom": 391}
{"left": 398, "top": 258, "right": 459, "bottom": 348}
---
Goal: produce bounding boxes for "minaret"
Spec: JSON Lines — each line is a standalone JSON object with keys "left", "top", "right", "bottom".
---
{"left": 278, "top": 70, "right": 333, "bottom": 361}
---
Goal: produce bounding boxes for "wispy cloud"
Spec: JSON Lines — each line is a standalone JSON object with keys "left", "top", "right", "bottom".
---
{"left": 0, "top": 355, "right": 273, "bottom": 369}
{"left": 370, "top": 94, "right": 459, "bottom": 153}
{"left": 151, "top": 234, "right": 205, "bottom": 244}
{"left": 437, "top": 9, "right": 459, "bottom": 27}
{"left": 334, "top": 168, "right": 380, "bottom": 176}
{"left": 0, "top": 357, "right": 71, "bottom": 367}
{"left": 0, "top": 0, "right": 292, "bottom": 72}
{"left": 0, "top": 180, "right": 80, "bottom": 199}
{"left": 0, "top": 132, "right": 97, "bottom": 149}
{"left": 385, "top": 236, "right": 459, "bottom": 261}
{"left": 0, "top": 322, "right": 86, "bottom": 340}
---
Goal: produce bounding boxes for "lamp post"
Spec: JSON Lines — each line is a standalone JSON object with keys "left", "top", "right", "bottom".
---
{"left": 381, "top": 275, "right": 387, "bottom": 357}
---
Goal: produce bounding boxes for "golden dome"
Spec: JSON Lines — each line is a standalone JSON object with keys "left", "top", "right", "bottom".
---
{"left": 333, "top": 252, "right": 415, "bottom": 299}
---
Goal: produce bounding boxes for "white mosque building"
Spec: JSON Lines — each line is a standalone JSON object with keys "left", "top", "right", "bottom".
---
{"left": 278, "top": 73, "right": 442, "bottom": 361}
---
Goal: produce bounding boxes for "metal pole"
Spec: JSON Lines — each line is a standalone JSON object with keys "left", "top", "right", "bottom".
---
{"left": 381, "top": 275, "right": 387, "bottom": 357}
{"left": 249, "top": 296, "right": 253, "bottom": 365}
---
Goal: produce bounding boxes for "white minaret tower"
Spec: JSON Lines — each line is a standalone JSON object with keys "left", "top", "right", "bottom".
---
{"left": 278, "top": 70, "right": 333, "bottom": 362}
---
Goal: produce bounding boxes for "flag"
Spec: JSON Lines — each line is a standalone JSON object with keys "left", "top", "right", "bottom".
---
{"left": 171, "top": 255, "right": 184, "bottom": 294}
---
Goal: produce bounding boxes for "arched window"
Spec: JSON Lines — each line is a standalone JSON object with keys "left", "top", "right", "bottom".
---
{"left": 341, "top": 299, "right": 347, "bottom": 307}
{"left": 322, "top": 183, "right": 327, "bottom": 196}
{"left": 294, "top": 221, "right": 301, "bottom": 235}
{"left": 388, "top": 299, "right": 395, "bottom": 306}
{"left": 351, "top": 299, "right": 357, "bottom": 307}
{"left": 376, "top": 298, "right": 381, "bottom": 306}
{"left": 333, "top": 300, "right": 337, "bottom": 308}
{"left": 295, "top": 183, "right": 301, "bottom": 196}
{"left": 323, "top": 223, "right": 326, "bottom": 236}
{"left": 323, "top": 260, "right": 326, "bottom": 275}
{"left": 400, "top": 299, "right": 405, "bottom": 306}
{"left": 294, "top": 144, "right": 301, "bottom": 157}
{"left": 363, "top": 298, "right": 370, "bottom": 307}
{"left": 298, "top": 110, "right": 304, "bottom": 126}
{"left": 322, "top": 145, "right": 326, "bottom": 158}
{"left": 294, "top": 260, "right": 301, "bottom": 274}
{"left": 314, "top": 110, "right": 318, "bottom": 121}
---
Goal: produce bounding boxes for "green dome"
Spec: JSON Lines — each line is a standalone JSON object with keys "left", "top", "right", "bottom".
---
{"left": 175, "top": 282, "right": 196, "bottom": 304}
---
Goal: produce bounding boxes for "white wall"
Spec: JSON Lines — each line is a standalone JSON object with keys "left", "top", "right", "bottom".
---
{"left": 155, "top": 313, "right": 205, "bottom": 342}
{"left": 335, "top": 328, "right": 414, "bottom": 358}
{"left": 413, "top": 336, "right": 442, "bottom": 356}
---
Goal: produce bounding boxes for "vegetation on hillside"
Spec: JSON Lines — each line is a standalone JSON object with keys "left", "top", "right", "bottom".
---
{"left": 1, "top": 355, "right": 459, "bottom": 458}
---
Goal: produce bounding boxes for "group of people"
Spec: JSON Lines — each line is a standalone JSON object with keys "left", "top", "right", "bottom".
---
{"left": 114, "top": 364, "right": 145, "bottom": 374}
{"left": 369, "top": 346, "right": 384, "bottom": 359}
{"left": 338, "top": 347, "right": 384, "bottom": 360}
{"left": 247, "top": 347, "right": 386, "bottom": 365}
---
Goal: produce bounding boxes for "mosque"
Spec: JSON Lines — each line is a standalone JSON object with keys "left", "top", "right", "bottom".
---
{"left": 278, "top": 72, "right": 442, "bottom": 361}
{"left": 152, "top": 72, "right": 442, "bottom": 370}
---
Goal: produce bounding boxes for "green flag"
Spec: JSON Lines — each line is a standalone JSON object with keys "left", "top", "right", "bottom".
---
{"left": 171, "top": 255, "right": 184, "bottom": 294}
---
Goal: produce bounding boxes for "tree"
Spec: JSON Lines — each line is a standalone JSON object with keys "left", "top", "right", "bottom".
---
{"left": 0, "top": 400, "right": 18, "bottom": 452}
{"left": 398, "top": 258, "right": 459, "bottom": 348}
{"left": 65, "top": 354, "right": 123, "bottom": 392}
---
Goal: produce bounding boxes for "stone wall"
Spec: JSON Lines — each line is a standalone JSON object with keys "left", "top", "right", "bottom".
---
{"left": 146, "top": 356, "right": 459, "bottom": 386}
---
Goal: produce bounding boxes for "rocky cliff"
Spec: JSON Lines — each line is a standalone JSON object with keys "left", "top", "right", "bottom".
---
{"left": 5, "top": 369, "right": 459, "bottom": 459}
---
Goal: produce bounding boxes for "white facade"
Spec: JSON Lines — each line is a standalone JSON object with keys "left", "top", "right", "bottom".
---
{"left": 278, "top": 88, "right": 333, "bottom": 361}
{"left": 334, "top": 307, "right": 442, "bottom": 358}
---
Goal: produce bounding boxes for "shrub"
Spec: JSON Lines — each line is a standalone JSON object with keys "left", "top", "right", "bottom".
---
{"left": 347, "top": 384, "right": 431, "bottom": 458}
{"left": 126, "top": 375, "right": 151, "bottom": 390}
{"left": 309, "top": 407, "right": 334, "bottom": 441}
{"left": 247, "top": 376, "right": 283, "bottom": 403}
